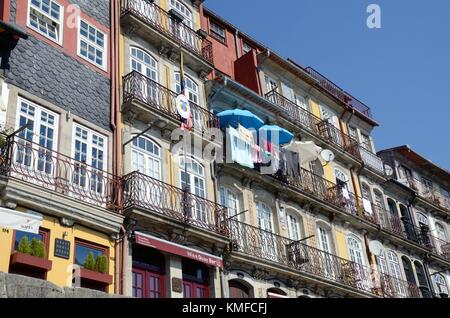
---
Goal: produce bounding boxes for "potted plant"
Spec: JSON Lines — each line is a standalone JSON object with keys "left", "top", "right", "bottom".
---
{"left": 10, "top": 236, "right": 52, "bottom": 271}
{"left": 79, "top": 253, "right": 112, "bottom": 285}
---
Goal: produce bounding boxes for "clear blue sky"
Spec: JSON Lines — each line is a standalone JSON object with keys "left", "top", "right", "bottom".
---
{"left": 205, "top": 0, "right": 450, "bottom": 170}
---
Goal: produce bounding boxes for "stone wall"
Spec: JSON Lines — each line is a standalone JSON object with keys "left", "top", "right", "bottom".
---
{"left": 0, "top": 272, "right": 125, "bottom": 298}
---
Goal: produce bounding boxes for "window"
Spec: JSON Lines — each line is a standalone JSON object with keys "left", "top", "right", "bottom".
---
{"left": 433, "top": 274, "right": 449, "bottom": 295}
{"left": 361, "top": 184, "right": 372, "bottom": 201}
{"left": 242, "top": 42, "right": 253, "bottom": 54}
{"left": 130, "top": 47, "right": 158, "bottom": 81}
{"left": 131, "top": 136, "right": 161, "bottom": 180}
{"left": 317, "top": 226, "right": 331, "bottom": 253}
{"left": 416, "top": 212, "right": 428, "bottom": 226}
{"left": 319, "top": 104, "right": 339, "bottom": 128}
{"left": 175, "top": 73, "right": 199, "bottom": 104}
{"left": 132, "top": 245, "right": 166, "bottom": 298}
{"left": 72, "top": 124, "right": 107, "bottom": 195}
{"left": 78, "top": 19, "right": 106, "bottom": 69}
{"left": 182, "top": 258, "right": 210, "bottom": 299}
{"left": 169, "top": 0, "right": 194, "bottom": 46}
{"left": 398, "top": 165, "right": 412, "bottom": 180}
{"left": 387, "top": 250, "right": 405, "bottom": 296}
{"left": 179, "top": 156, "right": 207, "bottom": 222}
{"left": 169, "top": 0, "right": 193, "bottom": 26}
{"left": 257, "top": 202, "right": 278, "bottom": 261}
{"left": 14, "top": 229, "right": 48, "bottom": 255}
{"left": 256, "top": 202, "right": 273, "bottom": 232}
{"left": 348, "top": 126, "right": 358, "bottom": 141}
{"left": 219, "top": 187, "right": 240, "bottom": 218}
{"left": 360, "top": 133, "right": 372, "bottom": 151}
{"left": 377, "top": 252, "right": 389, "bottom": 274}
{"left": 295, "top": 94, "right": 308, "bottom": 110}
{"left": 435, "top": 222, "right": 448, "bottom": 241}
{"left": 287, "top": 214, "right": 301, "bottom": 241}
{"left": 347, "top": 236, "right": 364, "bottom": 265}
{"left": 209, "top": 20, "right": 226, "bottom": 43}
{"left": 334, "top": 168, "right": 349, "bottom": 189}
{"left": 264, "top": 75, "right": 278, "bottom": 94}
{"left": 421, "top": 177, "right": 434, "bottom": 192}
{"left": 229, "top": 280, "right": 250, "bottom": 298}
{"left": 74, "top": 240, "right": 108, "bottom": 270}
{"left": 281, "top": 83, "right": 294, "bottom": 102}
{"left": 28, "top": 0, "right": 63, "bottom": 43}
{"left": 15, "top": 98, "right": 59, "bottom": 176}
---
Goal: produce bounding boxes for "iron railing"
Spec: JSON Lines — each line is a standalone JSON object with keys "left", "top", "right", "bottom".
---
{"left": 404, "top": 177, "right": 450, "bottom": 211}
{"left": 229, "top": 219, "right": 420, "bottom": 297}
{"left": 121, "top": 0, "right": 213, "bottom": 64}
{"left": 431, "top": 235, "right": 450, "bottom": 261}
{"left": 359, "top": 146, "right": 384, "bottom": 174}
{"left": 305, "top": 67, "right": 373, "bottom": 119}
{"left": 265, "top": 89, "right": 361, "bottom": 160}
{"left": 123, "top": 171, "right": 229, "bottom": 236}
{"left": 123, "top": 71, "right": 220, "bottom": 133}
{"left": 0, "top": 136, "right": 121, "bottom": 210}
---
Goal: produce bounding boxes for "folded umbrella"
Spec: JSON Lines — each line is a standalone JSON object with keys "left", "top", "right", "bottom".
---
{"left": 259, "top": 125, "right": 294, "bottom": 145}
{"left": 217, "top": 109, "right": 264, "bottom": 130}
{"left": 283, "top": 141, "right": 323, "bottom": 164}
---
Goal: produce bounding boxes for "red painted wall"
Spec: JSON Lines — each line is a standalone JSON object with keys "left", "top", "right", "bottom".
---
{"left": 200, "top": 12, "right": 237, "bottom": 79}
{"left": 15, "top": 0, "right": 110, "bottom": 76}
{"left": 0, "top": 0, "right": 10, "bottom": 22}
{"left": 234, "top": 50, "right": 261, "bottom": 94}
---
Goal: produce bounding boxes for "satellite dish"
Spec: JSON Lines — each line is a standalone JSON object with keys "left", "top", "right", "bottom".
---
{"left": 368, "top": 240, "right": 384, "bottom": 256}
{"left": 320, "top": 149, "right": 335, "bottom": 163}
{"left": 176, "top": 94, "right": 191, "bottom": 119}
{"left": 384, "top": 164, "right": 393, "bottom": 177}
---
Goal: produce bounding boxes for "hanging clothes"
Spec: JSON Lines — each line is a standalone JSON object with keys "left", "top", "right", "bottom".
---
{"left": 284, "top": 150, "right": 301, "bottom": 178}
{"left": 251, "top": 144, "right": 262, "bottom": 164}
{"left": 228, "top": 126, "right": 254, "bottom": 169}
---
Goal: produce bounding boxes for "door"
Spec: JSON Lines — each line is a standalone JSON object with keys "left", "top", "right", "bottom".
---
{"left": 229, "top": 281, "right": 250, "bottom": 298}
{"left": 257, "top": 202, "right": 277, "bottom": 261}
{"left": 183, "top": 281, "right": 209, "bottom": 298}
{"left": 265, "top": 75, "right": 278, "bottom": 97}
{"left": 130, "top": 47, "right": 158, "bottom": 104}
{"left": 295, "top": 94, "right": 312, "bottom": 130}
{"left": 169, "top": 0, "right": 195, "bottom": 48}
{"left": 317, "top": 226, "right": 334, "bottom": 279}
{"left": 132, "top": 268, "right": 165, "bottom": 298}
{"left": 180, "top": 157, "right": 207, "bottom": 225}
{"left": 347, "top": 236, "right": 368, "bottom": 290}
{"left": 131, "top": 136, "right": 162, "bottom": 205}
{"left": 14, "top": 98, "right": 59, "bottom": 187}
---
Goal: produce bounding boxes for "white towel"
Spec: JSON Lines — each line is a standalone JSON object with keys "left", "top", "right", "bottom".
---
{"left": 363, "top": 199, "right": 373, "bottom": 215}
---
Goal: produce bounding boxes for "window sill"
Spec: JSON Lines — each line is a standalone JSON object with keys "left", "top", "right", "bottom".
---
{"left": 10, "top": 252, "right": 53, "bottom": 271}
{"left": 79, "top": 268, "right": 113, "bottom": 285}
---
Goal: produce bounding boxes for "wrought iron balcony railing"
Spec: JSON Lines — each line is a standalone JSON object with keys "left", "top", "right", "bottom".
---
{"left": 123, "top": 71, "right": 220, "bottom": 133}
{"left": 0, "top": 136, "right": 121, "bottom": 210}
{"left": 265, "top": 89, "right": 361, "bottom": 160}
{"left": 404, "top": 177, "right": 450, "bottom": 211}
{"left": 229, "top": 219, "right": 420, "bottom": 297}
{"left": 431, "top": 235, "right": 450, "bottom": 261}
{"left": 123, "top": 171, "right": 229, "bottom": 236}
{"left": 121, "top": 0, "right": 213, "bottom": 64}
{"left": 359, "top": 146, "right": 384, "bottom": 174}
{"left": 305, "top": 67, "right": 373, "bottom": 119}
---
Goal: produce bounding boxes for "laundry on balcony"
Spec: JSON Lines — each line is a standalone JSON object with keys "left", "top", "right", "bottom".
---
{"left": 227, "top": 126, "right": 254, "bottom": 169}
{"left": 282, "top": 141, "right": 322, "bottom": 165}
{"left": 363, "top": 198, "right": 374, "bottom": 215}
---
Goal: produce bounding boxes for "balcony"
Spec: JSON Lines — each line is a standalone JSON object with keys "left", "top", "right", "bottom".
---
{"left": 305, "top": 67, "right": 374, "bottom": 120}
{"left": 229, "top": 219, "right": 420, "bottom": 297}
{"left": 123, "top": 71, "right": 220, "bottom": 137}
{"left": 431, "top": 236, "right": 450, "bottom": 262}
{"left": 120, "top": 0, "right": 213, "bottom": 75}
{"left": 404, "top": 177, "right": 450, "bottom": 211}
{"left": 265, "top": 90, "right": 361, "bottom": 161}
{"left": 0, "top": 135, "right": 123, "bottom": 233}
{"left": 123, "top": 171, "right": 229, "bottom": 237}
{"left": 359, "top": 146, "right": 384, "bottom": 174}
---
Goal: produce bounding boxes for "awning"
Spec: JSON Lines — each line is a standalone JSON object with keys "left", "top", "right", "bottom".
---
{"left": 134, "top": 232, "right": 224, "bottom": 268}
{"left": 0, "top": 208, "right": 43, "bottom": 234}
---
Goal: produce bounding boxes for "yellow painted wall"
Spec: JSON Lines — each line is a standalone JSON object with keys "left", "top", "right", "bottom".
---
{"left": 0, "top": 209, "right": 115, "bottom": 293}
{"left": 309, "top": 99, "right": 321, "bottom": 119}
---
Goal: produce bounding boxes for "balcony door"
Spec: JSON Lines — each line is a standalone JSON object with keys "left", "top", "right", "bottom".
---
{"left": 387, "top": 251, "right": 406, "bottom": 297}
{"left": 264, "top": 75, "right": 278, "bottom": 96}
{"left": 317, "top": 226, "right": 335, "bottom": 279}
{"left": 131, "top": 136, "right": 162, "bottom": 206}
{"left": 14, "top": 98, "right": 59, "bottom": 187}
{"left": 256, "top": 202, "right": 278, "bottom": 262}
{"left": 71, "top": 124, "right": 108, "bottom": 202}
{"left": 169, "top": 0, "right": 194, "bottom": 47}
{"left": 180, "top": 156, "right": 207, "bottom": 225}
{"left": 175, "top": 73, "right": 201, "bottom": 128}
{"left": 130, "top": 47, "right": 158, "bottom": 104}
{"left": 347, "top": 236, "right": 369, "bottom": 291}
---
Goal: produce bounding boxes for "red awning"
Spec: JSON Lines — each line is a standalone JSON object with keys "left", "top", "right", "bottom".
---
{"left": 134, "top": 232, "right": 223, "bottom": 268}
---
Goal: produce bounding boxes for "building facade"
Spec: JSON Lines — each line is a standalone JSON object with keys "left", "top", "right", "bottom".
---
{"left": 0, "top": 0, "right": 448, "bottom": 298}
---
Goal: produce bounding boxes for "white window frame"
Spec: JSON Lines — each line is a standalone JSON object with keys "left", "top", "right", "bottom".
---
{"left": 27, "top": 0, "right": 64, "bottom": 45}
{"left": 347, "top": 235, "right": 365, "bottom": 265}
{"left": 209, "top": 20, "right": 226, "bottom": 43}
{"left": 169, "top": 0, "right": 193, "bottom": 27}
{"left": 219, "top": 186, "right": 240, "bottom": 219}
{"left": 131, "top": 135, "right": 161, "bottom": 180}
{"left": 287, "top": 213, "right": 301, "bottom": 241}
{"left": 242, "top": 42, "right": 253, "bottom": 54}
{"left": 71, "top": 123, "right": 108, "bottom": 172}
{"left": 130, "top": 47, "right": 158, "bottom": 81}
{"left": 434, "top": 274, "right": 449, "bottom": 295}
{"left": 77, "top": 18, "right": 107, "bottom": 70}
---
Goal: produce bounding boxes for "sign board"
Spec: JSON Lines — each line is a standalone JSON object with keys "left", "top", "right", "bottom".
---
{"left": 54, "top": 239, "right": 71, "bottom": 259}
{"left": 0, "top": 207, "right": 42, "bottom": 234}
{"left": 176, "top": 94, "right": 191, "bottom": 119}
{"left": 135, "top": 232, "right": 223, "bottom": 268}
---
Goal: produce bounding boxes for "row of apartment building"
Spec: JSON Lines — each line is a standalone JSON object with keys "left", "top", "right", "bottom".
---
{"left": 0, "top": 0, "right": 448, "bottom": 298}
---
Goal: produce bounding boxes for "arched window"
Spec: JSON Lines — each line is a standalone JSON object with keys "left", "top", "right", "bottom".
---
{"left": 387, "top": 199, "right": 398, "bottom": 216}
{"left": 287, "top": 213, "right": 303, "bottom": 241}
{"left": 361, "top": 183, "right": 372, "bottom": 202}
{"left": 347, "top": 236, "right": 364, "bottom": 265}
{"left": 414, "top": 261, "right": 432, "bottom": 298}
{"left": 433, "top": 274, "right": 449, "bottom": 296}
{"left": 229, "top": 280, "right": 251, "bottom": 298}
{"left": 175, "top": 73, "right": 199, "bottom": 104}
{"left": 317, "top": 225, "right": 332, "bottom": 253}
{"left": 179, "top": 156, "right": 207, "bottom": 222}
{"left": 267, "top": 288, "right": 288, "bottom": 298}
{"left": 130, "top": 47, "right": 158, "bottom": 81}
{"left": 334, "top": 168, "right": 349, "bottom": 189}
{"left": 219, "top": 187, "right": 240, "bottom": 218}
{"left": 416, "top": 212, "right": 428, "bottom": 226}
{"left": 131, "top": 136, "right": 161, "bottom": 180}
{"left": 169, "top": 0, "right": 193, "bottom": 28}
{"left": 387, "top": 250, "right": 405, "bottom": 296}
{"left": 256, "top": 202, "right": 273, "bottom": 232}
{"left": 401, "top": 256, "right": 417, "bottom": 286}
